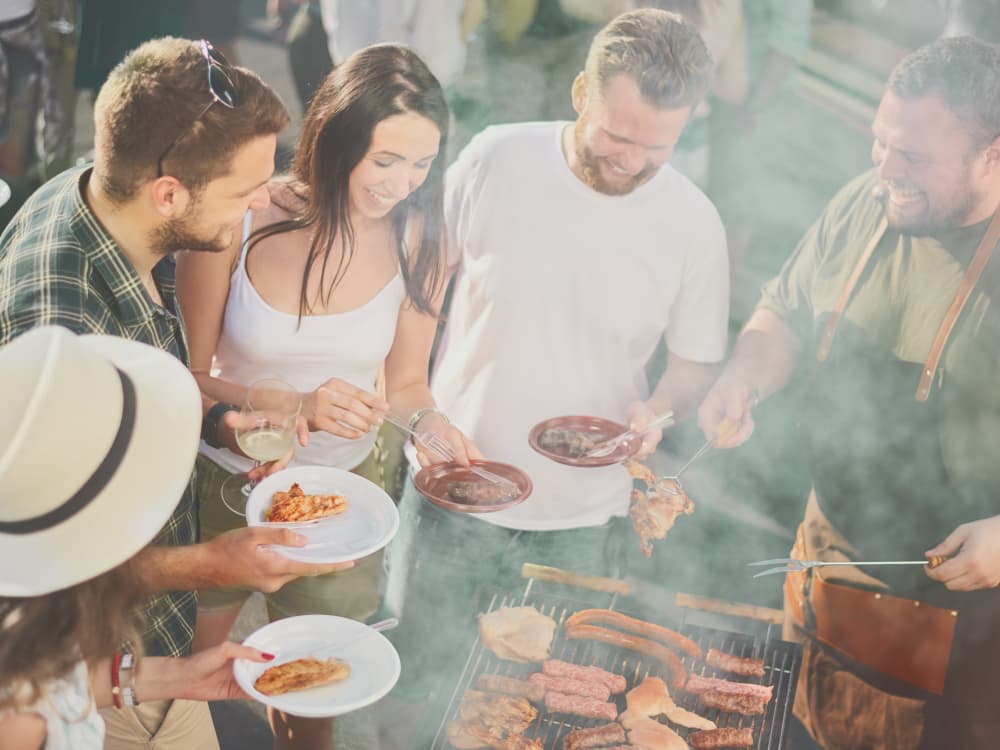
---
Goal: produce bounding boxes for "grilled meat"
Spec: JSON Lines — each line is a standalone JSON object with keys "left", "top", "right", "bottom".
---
{"left": 253, "top": 657, "right": 350, "bottom": 696}
{"left": 528, "top": 672, "right": 611, "bottom": 700}
{"left": 266, "top": 482, "right": 349, "bottom": 522}
{"left": 479, "top": 607, "right": 557, "bottom": 663}
{"left": 705, "top": 649, "right": 766, "bottom": 678}
{"left": 459, "top": 690, "right": 537, "bottom": 733}
{"left": 476, "top": 674, "right": 545, "bottom": 702}
{"left": 542, "top": 659, "right": 627, "bottom": 694}
{"left": 562, "top": 722, "right": 627, "bottom": 749}
{"left": 544, "top": 691, "right": 618, "bottom": 721}
{"left": 684, "top": 676, "right": 773, "bottom": 701}
{"left": 538, "top": 428, "right": 598, "bottom": 457}
{"left": 448, "top": 480, "right": 520, "bottom": 504}
{"left": 689, "top": 727, "right": 755, "bottom": 748}
{"left": 697, "top": 690, "right": 768, "bottom": 716}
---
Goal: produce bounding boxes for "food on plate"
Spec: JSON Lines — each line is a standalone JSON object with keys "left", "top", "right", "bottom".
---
{"left": 561, "top": 722, "right": 627, "bottom": 750}
{"left": 629, "top": 482, "right": 694, "bottom": 558}
{"left": 449, "top": 690, "right": 541, "bottom": 750}
{"left": 253, "top": 656, "right": 350, "bottom": 696}
{"left": 688, "top": 727, "right": 755, "bottom": 749}
{"left": 683, "top": 675, "right": 773, "bottom": 702}
{"left": 542, "top": 659, "right": 627, "bottom": 694}
{"left": 265, "top": 482, "right": 349, "bottom": 522}
{"left": 476, "top": 674, "right": 545, "bottom": 702}
{"left": 528, "top": 672, "right": 611, "bottom": 700}
{"left": 705, "top": 649, "right": 766, "bottom": 678}
{"left": 448, "top": 480, "right": 521, "bottom": 504}
{"left": 479, "top": 606, "right": 557, "bottom": 663}
{"left": 697, "top": 690, "right": 768, "bottom": 716}
{"left": 564, "top": 610, "right": 703, "bottom": 659}
{"left": 564, "top": 624, "right": 687, "bottom": 692}
{"left": 544, "top": 690, "right": 618, "bottom": 721}
{"left": 625, "top": 716, "right": 690, "bottom": 750}
{"left": 621, "top": 676, "right": 715, "bottom": 732}
{"left": 538, "top": 428, "right": 598, "bottom": 457}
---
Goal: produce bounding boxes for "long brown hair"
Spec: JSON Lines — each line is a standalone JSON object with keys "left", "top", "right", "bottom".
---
{"left": 248, "top": 44, "right": 450, "bottom": 320}
{"left": 0, "top": 561, "right": 144, "bottom": 711}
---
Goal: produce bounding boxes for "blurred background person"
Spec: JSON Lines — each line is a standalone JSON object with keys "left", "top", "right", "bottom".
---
{"left": 0, "top": 326, "right": 274, "bottom": 750}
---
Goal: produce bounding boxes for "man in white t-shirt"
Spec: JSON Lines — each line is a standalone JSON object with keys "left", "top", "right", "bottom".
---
{"left": 383, "top": 8, "right": 728, "bottom": 719}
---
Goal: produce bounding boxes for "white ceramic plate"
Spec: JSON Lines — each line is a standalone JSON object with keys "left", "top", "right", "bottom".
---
{"left": 234, "top": 615, "right": 401, "bottom": 718}
{"left": 246, "top": 465, "right": 399, "bottom": 564}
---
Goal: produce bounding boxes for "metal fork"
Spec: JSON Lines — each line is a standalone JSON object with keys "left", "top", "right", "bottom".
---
{"left": 747, "top": 556, "right": 949, "bottom": 579}
{"left": 382, "top": 414, "right": 517, "bottom": 489}
{"left": 584, "top": 410, "right": 676, "bottom": 459}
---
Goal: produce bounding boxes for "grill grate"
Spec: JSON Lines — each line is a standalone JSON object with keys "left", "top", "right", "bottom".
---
{"left": 430, "top": 586, "right": 801, "bottom": 750}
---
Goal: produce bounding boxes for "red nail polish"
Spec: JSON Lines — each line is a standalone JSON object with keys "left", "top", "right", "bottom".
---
{"left": 262, "top": 652, "right": 275, "bottom": 660}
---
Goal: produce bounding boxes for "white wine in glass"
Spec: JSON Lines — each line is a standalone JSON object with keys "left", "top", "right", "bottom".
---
{"left": 221, "top": 378, "right": 301, "bottom": 516}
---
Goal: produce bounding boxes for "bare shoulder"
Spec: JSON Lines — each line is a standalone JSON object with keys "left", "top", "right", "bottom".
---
{"left": 0, "top": 710, "right": 47, "bottom": 750}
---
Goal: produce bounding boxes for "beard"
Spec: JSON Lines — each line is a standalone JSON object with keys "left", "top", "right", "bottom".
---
{"left": 151, "top": 209, "right": 233, "bottom": 256}
{"left": 573, "top": 116, "right": 657, "bottom": 196}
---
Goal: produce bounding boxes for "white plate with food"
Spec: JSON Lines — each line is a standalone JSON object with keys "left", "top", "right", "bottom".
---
{"left": 234, "top": 614, "right": 401, "bottom": 718}
{"left": 246, "top": 465, "right": 399, "bottom": 564}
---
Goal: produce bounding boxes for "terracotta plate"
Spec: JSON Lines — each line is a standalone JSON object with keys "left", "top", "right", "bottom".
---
{"left": 413, "top": 460, "right": 532, "bottom": 513}
{"left": 528, "top": 415, "right": 641, "bottom": 467}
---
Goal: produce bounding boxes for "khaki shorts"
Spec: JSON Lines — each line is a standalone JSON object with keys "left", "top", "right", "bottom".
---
{"left": 101, "top": 699, "right": 218, "bottom": 750}
{"left": 196, "top": 445, "right": 391, "bottom": 622}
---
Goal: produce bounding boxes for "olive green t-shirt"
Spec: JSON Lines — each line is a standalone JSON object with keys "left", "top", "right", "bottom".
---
{"left": 759, "top": 171, "right": 1000, "bottom": 578}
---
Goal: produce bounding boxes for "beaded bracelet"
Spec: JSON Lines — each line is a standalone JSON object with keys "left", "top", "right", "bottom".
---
{"left": 110, "top": 651, "right": 123, "bottom": 710}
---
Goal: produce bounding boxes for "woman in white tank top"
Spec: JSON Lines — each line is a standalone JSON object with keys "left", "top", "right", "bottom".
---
{"left": 175, "top": 44, "right": 480, "bottom": 749}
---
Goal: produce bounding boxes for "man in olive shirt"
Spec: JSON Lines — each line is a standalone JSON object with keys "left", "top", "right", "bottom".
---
{"left": 699, "top": 37, "right": 1000, "bottom": 750}
{"left": 0, "top": 38, "right": 350, "bottom": 749}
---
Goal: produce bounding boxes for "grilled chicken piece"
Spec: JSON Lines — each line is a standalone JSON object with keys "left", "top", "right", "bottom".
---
{"left": 460, "top": 690, "right": 537, "bottom": 733}
{"left": 253, "top": 657, "right": 350, "bottom": 695}
{"left": 479, "top": 607, "right": 556, "bottom": 663}
{"left": 266, "top": 482, "right": 349, "bottom": 522}
{"left": 629, "top": 481, "right": 694, "bottom": 558}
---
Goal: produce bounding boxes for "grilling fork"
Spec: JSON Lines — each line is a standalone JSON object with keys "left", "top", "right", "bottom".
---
{"left": 747, "top": 556, "right": 950, "bottom": 578}
{"left": 382, "top": 414, "right": 517, "bottom": 489}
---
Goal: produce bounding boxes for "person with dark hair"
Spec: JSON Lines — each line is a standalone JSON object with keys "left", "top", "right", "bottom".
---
{"left": 175, "top": 42, "right": 479, "bottom": 750}
{"left": 0, "top": 37, "right": 353, "bottom": 750}
{"left": 0, "top": 326, "right": 276, "bottom": 750}
{"left": 383, "top": 8, "right": 729, "bottom": 732}
{"left": 700, "top": 35, "right": 1000, "bottom": 750}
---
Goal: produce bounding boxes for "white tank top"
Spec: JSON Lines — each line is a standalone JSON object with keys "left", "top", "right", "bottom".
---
{"left": 200, "top": 213, "right": 407, "bottom": 473}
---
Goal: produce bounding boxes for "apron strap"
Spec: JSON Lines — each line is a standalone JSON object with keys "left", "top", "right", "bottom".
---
{"left": 916, "top": 205, "right": 1000, "bottom": 401}
{"left": 816, "top": 217, "right": 888, "bottom": 362}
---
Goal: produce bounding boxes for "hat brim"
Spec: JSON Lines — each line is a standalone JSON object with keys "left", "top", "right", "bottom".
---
{"left": 0, "top": 335, "right": 201, "bottom": 596}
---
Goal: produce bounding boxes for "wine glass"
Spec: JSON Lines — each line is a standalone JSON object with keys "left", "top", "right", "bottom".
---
{"left": 221, "top": 378, "right": 302, "bottom": 516}
{"left": 48, "top": 0, "right": 75, "bottom": 34}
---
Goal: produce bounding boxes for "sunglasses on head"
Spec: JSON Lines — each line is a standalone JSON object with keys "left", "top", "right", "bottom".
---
{"left": 156, "top": 40, "right": 241, "bottom": 178}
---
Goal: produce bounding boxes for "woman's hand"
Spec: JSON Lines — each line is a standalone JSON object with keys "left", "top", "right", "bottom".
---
{"left": 302, "top": 378, "right": 389, "bottom": 440}
{"left": 224, "top": 412, "right": 308, "bottom": 482}
{"left": 141, "top": 641, "right": 275, "bottom": 704}
{"left": 413, "top": 412, "right": 484, "bottom": 467}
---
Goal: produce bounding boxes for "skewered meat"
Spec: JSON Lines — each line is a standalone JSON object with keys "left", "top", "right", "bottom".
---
{"left": 544, "top": 691, "right": 618, "bottom": 721}
{"left": 476, "top": 674, "right": 545, "bottom": 702}
{"left": 689, "top": 727, "right": 755, "bottom": 749}
{"left": 564, "top": 624, "right": 687, "bottom": 692}
{"left": 704, "top": 649, "right": 766, "bottom": 678}
{"left": 448, "top": 481, "right": 521, "bottom": 504}
{"left": 625, "top": 716, "right": 690, "bottom": 750}
{"left": 542, "top": 660, "right": 628, "bottom": 694}
{"left": 479, "top": 607, "right": 557, "bottom": 663}
{"left": 629, "top": 483, "right": 694, "bottom": 558}
{"left": 266, "top": 483, "right": 349, "bottom": 522}
{"left": 529, "top": 672, "right": 611, "bottom": 700}
{"left": 565, "top": 610, "right": 703, "bottom": 659}
{"left": 562, "top": 722, "right": 627, "bottom": 750}
{"left": 538, "top": 428, "right": 598, "bottom": 457}
{"left": 697, "top": 690, "right": 768, "bottom": 716}
{"left": 623, "top": 676, "right": 716, "bottom": 732}
{"left": 460, "top": 690, "right": 537, "bottom": 733}
{"left": 253, "top": 657, "right": 350, "bottom": 695}
{"left": 683, "top": 676, "right": 773, "bottom": 701}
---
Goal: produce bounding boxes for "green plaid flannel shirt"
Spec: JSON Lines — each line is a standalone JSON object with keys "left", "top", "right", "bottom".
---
{"left": 0, "top": 166, "right": 198, "bottom": 658}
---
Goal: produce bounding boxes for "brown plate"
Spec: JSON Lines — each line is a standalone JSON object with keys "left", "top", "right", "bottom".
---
{"left": 413, "top": 460, "right": 532, "bottom": 513}
{"left": 528, "top": 415, "right": 641, "bottom": 467}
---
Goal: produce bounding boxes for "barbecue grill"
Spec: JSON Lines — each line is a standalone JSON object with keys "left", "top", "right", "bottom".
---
{"left": 430, "top": 578, "right": 801, "bottom": 750}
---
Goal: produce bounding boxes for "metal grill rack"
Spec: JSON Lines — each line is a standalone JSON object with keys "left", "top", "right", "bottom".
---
{"left": 430, "top": 585, "right": 801, "bottom": 750}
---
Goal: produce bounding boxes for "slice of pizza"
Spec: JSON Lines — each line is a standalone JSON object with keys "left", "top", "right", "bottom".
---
{"left": 266, "top": 482, "right": 349, "bottom": 522}
{"left": 253, "top": 656, "right": 351, "bottom": 696}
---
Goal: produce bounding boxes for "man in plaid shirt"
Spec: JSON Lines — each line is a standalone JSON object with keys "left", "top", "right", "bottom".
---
{"left": 0, "top": 38, "right": 351, "bottom": 749}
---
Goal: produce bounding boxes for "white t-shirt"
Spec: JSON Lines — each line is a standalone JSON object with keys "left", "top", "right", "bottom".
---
{"left": 431, "top": 122, "right": 729, "bottom": 531}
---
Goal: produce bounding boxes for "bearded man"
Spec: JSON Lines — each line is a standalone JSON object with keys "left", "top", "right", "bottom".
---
{"left": 382, "top": 9, "right": 729, "bottom": 731}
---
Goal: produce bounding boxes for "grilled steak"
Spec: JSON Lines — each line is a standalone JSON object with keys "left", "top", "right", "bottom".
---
{"left": 705, "top": 649, "right": 766, "bottom": 678}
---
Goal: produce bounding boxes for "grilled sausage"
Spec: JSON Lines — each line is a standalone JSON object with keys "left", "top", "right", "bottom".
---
{"left": 689, "top": 727, "right": 755, "bottom": 748}
{"left": 705, "top": 649, "right": 766, "bottom": 678}
{"left": 684, "top": 675, "right": 773, "bottom": 700}
{"left": 542, "top": 660, "right": 628, "bottom": 694}
{"left": 565, "top": 624, "right": 688, "bottom": 692}
{"left": 544, "top": 690, "right": 618, "bottom": 721}
{"left": 564, "top": 609, "right": 703, "bottom": 659}
{"left": 562, "top": 722, "right": 627, "bottom": 750}
{"left": 528, "top": 672, "right": 611, "bottom": 700}
{"left": 475, "top": 674, "right": 545, "bottom": 702}
{"left": 698, "top": 690, "right": 768, "bottom": 716}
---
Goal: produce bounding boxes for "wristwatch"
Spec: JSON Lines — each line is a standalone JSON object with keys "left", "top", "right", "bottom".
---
{"left": 202, "top": 402, "right": 237, "bottom": 448}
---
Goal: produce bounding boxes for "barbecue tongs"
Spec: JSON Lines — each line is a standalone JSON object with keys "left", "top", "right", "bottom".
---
{"left": 747, "top": 555, "right": 949, "bottom": 578}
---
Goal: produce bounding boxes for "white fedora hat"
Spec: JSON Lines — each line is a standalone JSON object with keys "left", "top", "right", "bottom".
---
{"left": 0, "top": 326, "right": 201, "bottom": 596}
